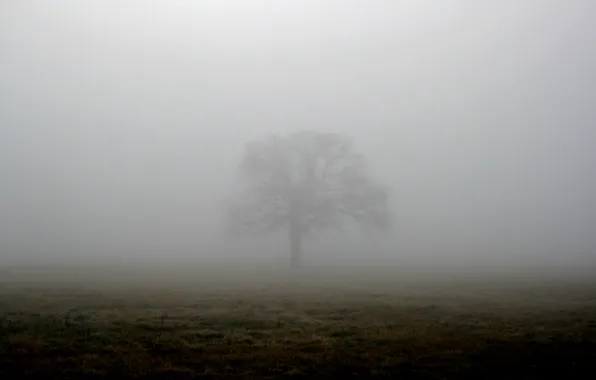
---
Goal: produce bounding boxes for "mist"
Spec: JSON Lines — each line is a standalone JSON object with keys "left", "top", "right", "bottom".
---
{"left": 1, "top": 0, "right": 595, "bottom": 271}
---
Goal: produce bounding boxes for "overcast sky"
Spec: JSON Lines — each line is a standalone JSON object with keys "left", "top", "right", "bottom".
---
{"left": 1, "top": 0, "right": 595, "bottom": 266}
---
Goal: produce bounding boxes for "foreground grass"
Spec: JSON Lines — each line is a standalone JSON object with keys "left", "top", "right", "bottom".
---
{"left": 1, "top": 267, "right": 596, "bottom": 378}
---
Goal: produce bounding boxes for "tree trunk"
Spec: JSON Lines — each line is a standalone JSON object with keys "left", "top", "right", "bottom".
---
{"left": 289, "top": 219, "right": 303, "bottom": 269}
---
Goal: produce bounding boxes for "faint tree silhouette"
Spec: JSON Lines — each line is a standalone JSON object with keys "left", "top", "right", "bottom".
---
{"left": 227, "top": 130, "right": 391, "bottom": 268}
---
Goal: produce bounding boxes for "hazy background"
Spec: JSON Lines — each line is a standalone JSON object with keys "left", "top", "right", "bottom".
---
{"left": 1, "top": 0, "right": 595, "bottom": 269}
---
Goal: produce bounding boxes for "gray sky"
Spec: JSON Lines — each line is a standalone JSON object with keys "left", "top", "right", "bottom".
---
{"left": 1, "top": 0, "right": 595, "bottom": 266}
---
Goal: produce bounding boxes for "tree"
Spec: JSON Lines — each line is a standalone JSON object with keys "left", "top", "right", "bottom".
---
{"left": 227, "top": 130, "right": 391, "bottom": 268}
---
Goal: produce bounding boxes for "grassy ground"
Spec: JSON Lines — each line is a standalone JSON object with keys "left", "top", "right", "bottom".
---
{"left": 1, "top": 265, "right": 596, "bottom": 378}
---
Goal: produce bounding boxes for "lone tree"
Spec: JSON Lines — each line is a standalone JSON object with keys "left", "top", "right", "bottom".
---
{"left": 227, "top": 130, "right": 391, "bottom": 267}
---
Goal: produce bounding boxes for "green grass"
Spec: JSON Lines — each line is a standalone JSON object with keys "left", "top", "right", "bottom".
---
{"left": 1, "top": 265, "right": 596, "bottom": 378}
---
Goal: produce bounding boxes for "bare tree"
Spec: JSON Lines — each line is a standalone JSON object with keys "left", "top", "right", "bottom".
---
{"left": 227, "top": 130, "right": 391, "bottom": 268}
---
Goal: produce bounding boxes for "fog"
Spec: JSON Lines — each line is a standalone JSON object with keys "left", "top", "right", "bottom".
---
{"left": 1, "top": 0, "right": 595, "bottom": 271}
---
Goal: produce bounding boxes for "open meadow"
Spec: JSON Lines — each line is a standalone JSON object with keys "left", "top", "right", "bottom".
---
{"left": 1, "top": 263, "right": 596, "bottom": 378}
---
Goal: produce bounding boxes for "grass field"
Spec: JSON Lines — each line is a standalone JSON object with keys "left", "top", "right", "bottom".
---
{"left": 1, "top": 264, "right": 596, "bottom": 378}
